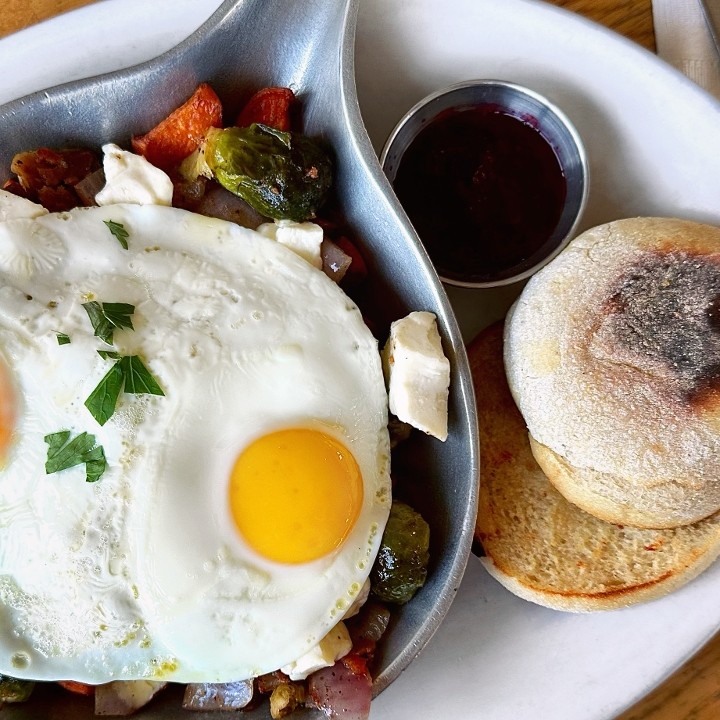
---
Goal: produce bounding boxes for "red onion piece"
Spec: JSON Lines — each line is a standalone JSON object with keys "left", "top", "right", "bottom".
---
{"left": 182, "top": 680, "right": 254, "bottom": 711}
{"left": 307, "top": 656, "right": 372, "bottom": 720}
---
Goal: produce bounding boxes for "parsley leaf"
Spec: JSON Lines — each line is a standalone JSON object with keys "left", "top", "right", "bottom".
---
{"left": 44, "top": 430, "right": 107, "bottom": 483}
{"left": 85, "top": 355, "right": 164, "bottom": 425}
{"left": 45, "top": 430, "right": 72, "bottom": 459}
{"left": 104, "top": 220, "right": 129, "bottom": 249}
{"left": 56, "top": 333, "right": 71, "bottom": 345}
{"left": 97, "top": 350, "right": 121, "bottom": 360}
{"left": 119, "top": 355, "right": 165, "bottom": 396}
{"left": 83, "top": 301, "right": 135, "bottom": 345}
{"left": 85, "top": 361, "right": 124, "bottom": 426}
{"left": 83, "top": 445, "right": 108, "bottom": 483}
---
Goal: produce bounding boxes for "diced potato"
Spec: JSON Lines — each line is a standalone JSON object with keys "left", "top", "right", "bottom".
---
{"left": 94, "top": 680, "right": 166, "bottom": 716}
{"left": 269, "top": 682, "right": 305, "bottom": 719}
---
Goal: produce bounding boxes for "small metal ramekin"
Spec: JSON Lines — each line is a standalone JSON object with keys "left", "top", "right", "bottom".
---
{"left": 381, "top": 80, "right": 589, "bottom": 288}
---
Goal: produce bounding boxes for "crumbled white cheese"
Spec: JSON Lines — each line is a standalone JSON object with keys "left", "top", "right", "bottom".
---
{"left": 95, "top": 143, "right": 174, "bottom": 207}
{"left": 280, "top": 622, "right": 352, "bottom": 681}
{"left": 381, "top": 311, "right": 450, "bottom": 441}
{"left": 0, "top": 189, "right": 47, "bottom": 221}
{"left": 99, "top": 680, "right": 167, "bottom": 712}
{"left": 256, "top": 219, "right": 323, "bottom": 269}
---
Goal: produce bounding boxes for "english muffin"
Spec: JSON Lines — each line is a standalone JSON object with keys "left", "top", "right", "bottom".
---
{"left": 504, "top": 217, "right": 720, "bottom": 528}
{"left": 472, "top": 322, "right": 720, "bottom": 611}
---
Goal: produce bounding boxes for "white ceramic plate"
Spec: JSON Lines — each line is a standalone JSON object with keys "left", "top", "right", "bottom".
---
{"left": 2, "top": 1, "right": 720, "bottom": 719}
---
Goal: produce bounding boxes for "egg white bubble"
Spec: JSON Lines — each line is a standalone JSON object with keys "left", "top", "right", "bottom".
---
{"left": 0, "top": 204, "right": 391, "bottom": 683}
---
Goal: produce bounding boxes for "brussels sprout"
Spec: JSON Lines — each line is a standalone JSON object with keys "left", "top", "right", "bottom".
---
{"left": 202, "top": 124, "right": 332, "bottom": 221}
{"left": 0, "top": 675, "right": 34, "bottom": 704}
{"left": 371, "top": 501, "right": 430, "bottom": 604}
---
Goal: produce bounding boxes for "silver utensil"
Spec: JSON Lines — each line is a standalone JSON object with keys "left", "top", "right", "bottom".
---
{"left": 700, "top": 0, "right": 720, "bottom": 57}
{"left": 0, "top": 0, "right": 478, "bottom": 716}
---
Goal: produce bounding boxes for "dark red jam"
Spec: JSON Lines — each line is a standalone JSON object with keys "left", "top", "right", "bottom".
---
{"left": 391, "top": 104, "right": 567, "bottom": 283}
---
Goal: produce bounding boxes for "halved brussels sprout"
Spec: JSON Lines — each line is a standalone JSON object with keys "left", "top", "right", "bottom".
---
{"left": 188, "top": 124, "right": 332, "bottom": 221}
{"left": 371, "top": 501, "right": 430, "bottom": 604}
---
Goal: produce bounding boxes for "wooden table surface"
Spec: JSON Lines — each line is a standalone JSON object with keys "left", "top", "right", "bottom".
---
{"left": 0, "top": 1, "right": 717, "bottom": 719}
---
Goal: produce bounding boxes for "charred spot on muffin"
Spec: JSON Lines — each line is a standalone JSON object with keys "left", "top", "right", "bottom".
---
{"left": 597, "top": 251, "right": 720, "bottom": 406}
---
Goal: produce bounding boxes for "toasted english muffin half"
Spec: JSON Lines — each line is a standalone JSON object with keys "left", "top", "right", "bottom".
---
{"left": 504, "top": 217, "right": 720, "bottom": 528}
{"left": 471, "top": 322, "right": 720, "bottom": 612}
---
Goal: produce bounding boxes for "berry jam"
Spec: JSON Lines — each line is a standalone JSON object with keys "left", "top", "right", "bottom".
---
{"left": 392, "top": 105, "right": 567, "bottom": 284}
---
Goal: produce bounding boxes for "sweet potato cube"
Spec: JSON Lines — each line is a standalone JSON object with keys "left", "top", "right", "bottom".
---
{"left": 236, "top": 87, "right": 295, "bottom": 131}
{"left": 57, "top": 681, "right": 95, "bottom": 696}
{"left": 131, "top": 83, "right": 223, "bottom": 172}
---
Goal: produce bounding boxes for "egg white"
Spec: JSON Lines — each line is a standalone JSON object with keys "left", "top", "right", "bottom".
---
{"left": 0, "top": 204, "right": 391, "bottom": 683}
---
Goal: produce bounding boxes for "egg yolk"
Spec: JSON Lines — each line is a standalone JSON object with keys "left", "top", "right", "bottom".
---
{"left": 229, "top": 428, "right": 363, "bottom": 564}
{"left": 0, "top": 359, "right": 16, "bottom": 465}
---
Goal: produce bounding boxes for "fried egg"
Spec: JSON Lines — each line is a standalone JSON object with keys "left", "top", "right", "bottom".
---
{"left": 0, "top": 200, "right": 391, "bottom": 683}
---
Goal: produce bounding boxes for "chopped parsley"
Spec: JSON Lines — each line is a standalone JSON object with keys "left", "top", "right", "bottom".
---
{"left": 120, "top": 355, "right": 165, "bottom": 396}
{"left": 97, "top": 350, "right": 121, "bottom": 360}
{"left": 44, "top": 430, "right": 107, "bottom": 483}
{"left": 83, "top": 301, "right": 135, "bottom": 345}
{"left": 56, "top": 333, "right": 71, "bottom": 345}
{"left": 85, "top": 355, "right": 164, "bottom": 426}
{"left": 85, "top": 362, "right": 125, "bottom": 426}
{"left": 104, "top": 220, "right": 129, "bottom": 249}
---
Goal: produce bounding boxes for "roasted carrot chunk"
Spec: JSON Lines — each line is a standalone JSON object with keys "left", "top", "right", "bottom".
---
{"left": 236, "top": 87, "right": 295, "bottom": 131}
{"left": 57, "top": 680, "right": 95, "bottom": 696}
{"left": 131, "top": 83, "right": 223, "bottom": 172}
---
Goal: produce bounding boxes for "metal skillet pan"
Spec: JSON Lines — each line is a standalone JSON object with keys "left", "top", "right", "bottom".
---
{"left": 0, "top": 0, "right": 479, "bottom": 716}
